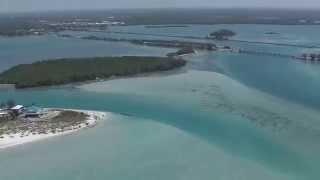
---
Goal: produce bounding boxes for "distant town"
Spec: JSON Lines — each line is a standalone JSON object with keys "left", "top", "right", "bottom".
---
{"left": 0, "top": 16, "right": 125, "bottom": 36}
{"left": 2, "top": 8, "right": 320, "bottom": 37}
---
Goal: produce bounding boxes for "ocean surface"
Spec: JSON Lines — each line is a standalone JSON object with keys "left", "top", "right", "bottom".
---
{"left": 1, "top": 24, "right": 320, "bottom": 180}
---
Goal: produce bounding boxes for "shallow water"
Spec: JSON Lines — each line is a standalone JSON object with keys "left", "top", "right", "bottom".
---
{"left": 0, "top": 24, "right": 320, "bottom": 179}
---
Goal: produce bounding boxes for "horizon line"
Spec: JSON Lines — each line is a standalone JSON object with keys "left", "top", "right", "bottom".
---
{"left": 2, "top": 7, "right": 320, "bottom": 14}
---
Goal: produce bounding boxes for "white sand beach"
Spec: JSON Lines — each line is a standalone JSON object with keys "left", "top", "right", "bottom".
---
{"left": 0, "top": 109, "right": 109, "bottom": 150}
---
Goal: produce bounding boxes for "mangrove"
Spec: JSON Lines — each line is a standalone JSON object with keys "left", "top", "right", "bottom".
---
{"left": 0, "top": 56, "right": 186, "bottom": 88}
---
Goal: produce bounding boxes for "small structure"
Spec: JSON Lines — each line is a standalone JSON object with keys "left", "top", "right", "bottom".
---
{"left": 24, "top": 106, "right": 44, "bottom": 118}
{"left": 11, "top": 105, "right": 25, "bottom": 115}
{"left": 0, "top": 111, "right": 9, "bottom": 117}
{"left": 0, "top": 111, "right": 11, "bottom": 121}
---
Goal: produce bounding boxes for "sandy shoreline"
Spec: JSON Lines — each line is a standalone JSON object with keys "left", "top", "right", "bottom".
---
{"left": 0, "top": 109, "right": 109, "bottom": 150}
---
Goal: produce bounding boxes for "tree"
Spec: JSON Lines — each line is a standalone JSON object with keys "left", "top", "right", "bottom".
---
{"left": 209, "top": 29, "right": 236, "bottom": 40}
{"left": 301, "top": 53, "right": 307, "bottom": 59}
{"left": 310, "top": 54, "right": 316, "bottom": 61}
{"left": 0, "top": 102, "right": 6, "bottom": 109}
{"left": 6, "top": 99, "right": 16, "bottom": 108}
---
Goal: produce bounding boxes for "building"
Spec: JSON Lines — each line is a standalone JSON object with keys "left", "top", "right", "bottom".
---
{"left": 24, "top": 106, "right": 44, "bottom": 118}
{"left": 11, "top": 105, "right": 25, "bottom": 115}
{"left": 0, "top": 111, "right": 9, "bottom": 117}
{"left": 0, "top": 111, "right": 11, "bottom": 121}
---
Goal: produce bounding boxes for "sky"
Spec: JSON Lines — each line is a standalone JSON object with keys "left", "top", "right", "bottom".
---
{"left": 1, "top": 0, "right": 320, "bottom": 13}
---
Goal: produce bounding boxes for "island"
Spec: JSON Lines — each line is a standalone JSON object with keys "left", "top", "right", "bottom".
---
{"left": 0, "top": 102, "right": 107, "bottom": 149}
{"left": 298, "top": 53, "right": 320, "bottom": 62}
{"left": 0, "top": 56, "right": 186, "bottom": 89}
{"left": 265, "top": 32, "right": 280, "bottom": 35}
{"left": 144, "top": 25, "right": 190, "bottom": 28}
{"left": 208, "top": 29, "right": 236, "bottom": 40}
{"left": 82, "top": 35, "right": 217, "bottom": 51}
{"left": 167, "top": 47, "right": 195, "bottom": 57}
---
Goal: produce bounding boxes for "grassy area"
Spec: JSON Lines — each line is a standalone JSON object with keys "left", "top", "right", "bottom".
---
{"left": 51, "top": 111, "right": 88, "bottom": 123}
{"left": 0, "top": 56, "right": 186, "bottom": 88}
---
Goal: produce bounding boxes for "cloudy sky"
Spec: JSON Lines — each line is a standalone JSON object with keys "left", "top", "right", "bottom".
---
{"left": 1, "top": 0, "right": 319, "bottom": 12}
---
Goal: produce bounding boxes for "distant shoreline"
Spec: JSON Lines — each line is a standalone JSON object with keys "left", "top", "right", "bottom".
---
{"left": 0, "top": 84, "right": 15, "bottom": 90}
{"left": 2, "top": 8, "right": 320, "bottom": 37}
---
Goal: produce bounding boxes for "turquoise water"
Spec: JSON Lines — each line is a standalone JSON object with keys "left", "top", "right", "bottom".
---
{"left": 1, "top": 25, "right": 320, "bottom": 179}
{"left": 0, "top": 35, "right": 172, "bottom": 72}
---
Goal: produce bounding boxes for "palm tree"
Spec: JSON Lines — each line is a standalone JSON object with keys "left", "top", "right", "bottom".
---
{"left": 301, "top": 53, "right": 307, "bottom": 60}
{"left": 0, "top": 102, "right": 6, "bottom": 109}
{"left": 310, "top": 54, "right": 316, "bottom": 61}
{"left": 6, "top": 99, "right": 15, "bottom": 108}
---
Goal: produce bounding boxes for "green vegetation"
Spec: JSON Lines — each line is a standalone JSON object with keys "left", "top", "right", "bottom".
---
{"left": 0, "top": 56, "right": 186, "bottom": 88}
{"left": 83, "top": 36, "right": 217, "bottom": 51}
{"left": 209, "top": 29, "right": 236, "bottom": 40}
{"left": 144, "top": 25, "right": 189, "bottom": 28}
{"left": 167, "top": 47, "right": 195, "bottom": 57}
{"left": 51, "top": 111, "right": 88, "bottom": 124}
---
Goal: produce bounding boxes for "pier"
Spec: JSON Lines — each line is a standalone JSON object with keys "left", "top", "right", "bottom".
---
{"left": 238, "top": 49, "right": 295, "bottom": 59}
